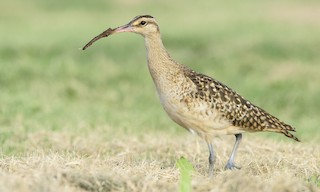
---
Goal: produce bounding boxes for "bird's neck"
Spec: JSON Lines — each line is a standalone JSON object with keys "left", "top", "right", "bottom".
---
{"left": 144, "top": 34, "right": 172, "bottom": 66}
{"left": 144, "top": 34, "right": 182, "bottom": 91}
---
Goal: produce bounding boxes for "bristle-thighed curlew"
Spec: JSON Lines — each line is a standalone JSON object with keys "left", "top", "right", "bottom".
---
{"left": 82, "top": 15, "right": 300, "bottom": 176}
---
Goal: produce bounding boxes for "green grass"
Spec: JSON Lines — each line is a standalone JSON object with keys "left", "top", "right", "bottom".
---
{"left": 0, "top": 0, "right": 320, "bottom": 191}
{"left": 1, "top": 0, "right": 319, "bottom": 150}
{"left": 308, "top": 175, "right": 320, "bottom": 188}
{"left": 176, "top": 157, "right": 194, "bottom": 192}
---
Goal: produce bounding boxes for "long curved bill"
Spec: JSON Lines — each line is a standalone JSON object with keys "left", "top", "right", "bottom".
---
{"left": 82, "top": 24, "right": 133, "bottom": 50}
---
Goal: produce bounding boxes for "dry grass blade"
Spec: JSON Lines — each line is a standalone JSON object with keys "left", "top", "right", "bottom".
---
{"left": 0, "top": 132, "right": 319, "bottom": 192}
{"left": 64, "top": 171, "right": 124, "bottom": 191}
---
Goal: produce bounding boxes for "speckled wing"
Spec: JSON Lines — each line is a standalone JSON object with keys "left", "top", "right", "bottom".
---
{"left": 184, "top": 69, "right": 300, "bottom": 142}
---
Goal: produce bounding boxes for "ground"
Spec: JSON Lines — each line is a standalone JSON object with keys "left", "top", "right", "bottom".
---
{"left": 0, "top": 131, "right": 319, "bottom": 191}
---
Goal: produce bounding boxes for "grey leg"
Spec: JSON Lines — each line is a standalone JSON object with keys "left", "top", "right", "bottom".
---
{"left": 225, "top": 133, "right": 242, "bottom": 170}
{"left": 207, "top": 142, "right": 215, "bottom": 176}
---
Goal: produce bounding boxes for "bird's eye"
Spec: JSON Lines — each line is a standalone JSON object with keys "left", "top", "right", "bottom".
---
{"left": 140, "top": 21, "right": 147, "bottom": 26}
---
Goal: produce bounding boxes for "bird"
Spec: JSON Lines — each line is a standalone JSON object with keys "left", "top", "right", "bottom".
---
{"left": 82, "top": 15, "right": 300, "bottom": 176}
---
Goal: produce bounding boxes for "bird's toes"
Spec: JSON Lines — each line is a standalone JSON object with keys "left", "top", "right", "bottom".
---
{"left": 224, "top": 162, "right": 241, "bottom": 170}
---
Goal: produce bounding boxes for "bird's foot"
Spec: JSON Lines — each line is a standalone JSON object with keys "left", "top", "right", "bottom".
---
{"left": 208, "top": 168, "right": 214, "bottom": 177}
{"left": 224, "top": 161, "right": 241, "bottom": 170}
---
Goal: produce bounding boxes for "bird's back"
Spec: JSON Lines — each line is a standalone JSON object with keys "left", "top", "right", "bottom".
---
{"left": 182, "top": 69, "right": 300, "bottom": 142}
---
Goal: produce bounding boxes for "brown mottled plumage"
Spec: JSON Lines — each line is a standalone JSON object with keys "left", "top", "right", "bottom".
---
{"left": 82, "top": 15, "right": 300, "bottom": 176}
{"left": 184, "top": 69, "right": 300, "bottom": 142}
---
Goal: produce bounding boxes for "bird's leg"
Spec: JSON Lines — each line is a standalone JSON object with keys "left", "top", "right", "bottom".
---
{"left": 207, "top": 142, "right": 215, "bottom": 177}
{"left": 225, "top": 133, "right": 242, "bottom": 170}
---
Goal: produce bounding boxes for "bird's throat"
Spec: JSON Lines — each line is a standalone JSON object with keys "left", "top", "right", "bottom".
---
{"left": 144, "top": 35, "right": 181, "bottom": 92}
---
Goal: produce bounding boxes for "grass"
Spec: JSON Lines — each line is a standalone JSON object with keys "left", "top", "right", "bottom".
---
{"left": 0, "top": 132, "right": 319, "bottom": 191}
{"left": 0, "top": 0, "right": 320, "bottom": 191}
{"left": 176, "top": 157, "right": 194, "bottom": 192}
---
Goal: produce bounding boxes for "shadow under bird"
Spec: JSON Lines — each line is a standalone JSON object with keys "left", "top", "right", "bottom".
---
{"left": 82, "top": 15, "right": 300, "bottom": 176}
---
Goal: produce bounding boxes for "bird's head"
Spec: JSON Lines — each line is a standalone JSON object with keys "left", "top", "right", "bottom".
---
{"left": 120, "top": 15, "right": 159, "bottom": 36}
{"left": 83, "top": 15, "right": 159, "bottom": 50}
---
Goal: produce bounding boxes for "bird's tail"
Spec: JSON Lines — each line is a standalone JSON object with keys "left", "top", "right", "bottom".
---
{"left": 264, "top": 128, "right": 301, "bottom": 142}
{"left": 280, "top": 129, "right": 301, "bottom": 142}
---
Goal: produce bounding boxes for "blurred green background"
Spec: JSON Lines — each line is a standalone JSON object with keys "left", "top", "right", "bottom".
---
{"left": 1, "top": 0, "right": 319, "bottom": 155}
